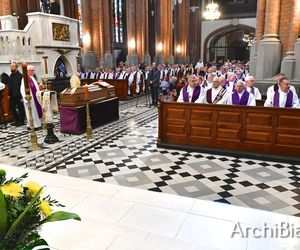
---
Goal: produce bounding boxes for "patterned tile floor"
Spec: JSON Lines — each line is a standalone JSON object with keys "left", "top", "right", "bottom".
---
{"left": 1, "top": 95, "right": 300, "bottom": 217}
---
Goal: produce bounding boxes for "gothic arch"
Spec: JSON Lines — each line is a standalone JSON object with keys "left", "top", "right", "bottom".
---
{"left": 53, "top": 55, "right": 72, "bottom": 78}
{"left": 203, "top": 24, "right": 255, "bottom": 62}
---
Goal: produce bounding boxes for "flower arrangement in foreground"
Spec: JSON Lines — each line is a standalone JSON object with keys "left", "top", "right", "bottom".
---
{"left": 0, "top": 169, "right": 81, "bottom": 250}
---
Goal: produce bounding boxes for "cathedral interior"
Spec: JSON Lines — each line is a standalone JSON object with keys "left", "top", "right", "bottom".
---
{"left": 0, "top": 0, "right": 300, "bottom": 249}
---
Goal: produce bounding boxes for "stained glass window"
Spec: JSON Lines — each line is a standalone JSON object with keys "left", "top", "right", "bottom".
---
{"left": 113, "top": 0, "right": 125, "bottom": 44}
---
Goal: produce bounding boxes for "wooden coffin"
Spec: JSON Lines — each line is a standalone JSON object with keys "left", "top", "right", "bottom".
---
{"left": 60, "top": 83, "right": 115, "bottom": 106}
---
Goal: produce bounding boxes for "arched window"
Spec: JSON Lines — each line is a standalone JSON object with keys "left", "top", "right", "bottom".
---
{"left": 112, "top": 0, "right": 126, "bottom": 45}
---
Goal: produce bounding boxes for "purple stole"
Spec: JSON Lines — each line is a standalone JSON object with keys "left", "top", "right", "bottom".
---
{"left": 183, "top": 85, "right": 201, "bottom": 103}
{"left": 206, "top": 88, "right": 212, "bottom": 103}
{"left": 28, "top": 77, "right": 42, "bottom": 119}
{"left": 250, "top": 86, "right": 255, "bottom": 95}
{"left": 232, "top": 90, "right": 250, "bottom": 106}
{"left": 273, "top": 90, "right": 293, "bottom": 108}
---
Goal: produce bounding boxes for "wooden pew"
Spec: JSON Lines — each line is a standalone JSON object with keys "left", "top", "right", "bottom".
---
{"left": 158, "top": 100, "right": 300, "bottom": 158}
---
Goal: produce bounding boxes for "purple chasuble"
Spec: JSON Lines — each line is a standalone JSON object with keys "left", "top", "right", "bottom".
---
{"left": 232, "top": 91, "right": 250, "bottom": 106}
{"left": 182, "top": 85, "right": 201, "bottom": 103}
{"left": 273, "top": 90, "right": 293, "bottom": 108}
{"left": 28, "top": 77, "right": 43, "bottom": 119}
{"left": 206, "top": 88, "right": 212, "bottom": 103}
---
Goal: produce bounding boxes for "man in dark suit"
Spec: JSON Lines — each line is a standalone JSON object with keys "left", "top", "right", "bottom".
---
{"left": 9, "top": 62, "right": 25, "bottom": 126}
{"left": 148, "top": 62, "right": 161, "bottom": 106}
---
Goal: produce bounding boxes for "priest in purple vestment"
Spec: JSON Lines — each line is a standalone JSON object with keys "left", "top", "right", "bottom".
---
{"left": 264, "top": 78, "right": 299, "bottom": 108}
{"left": 20, "top": 65, "right": 43, "bottom": 129}
{"left": 225, "top": 80, "right": 256, "bottom": 106}
{"left": 177, "top": 74, "right": 206, "bottom": 103}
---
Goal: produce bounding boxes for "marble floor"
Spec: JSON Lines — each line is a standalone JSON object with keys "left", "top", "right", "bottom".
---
{"left": 1, "top": 165, "right": 299, "bottom": 250}
{"left": 0, "top": 95, "right": 300, "bottom": 248}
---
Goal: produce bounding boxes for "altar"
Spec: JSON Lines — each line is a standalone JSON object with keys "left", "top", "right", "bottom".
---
{"left": 60, "top": 97, "right": 119, "bottom": 134}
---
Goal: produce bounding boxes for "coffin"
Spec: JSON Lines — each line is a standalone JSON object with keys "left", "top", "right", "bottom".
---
{"left": 60, "top": 82, "right": 115, "bottom": 106}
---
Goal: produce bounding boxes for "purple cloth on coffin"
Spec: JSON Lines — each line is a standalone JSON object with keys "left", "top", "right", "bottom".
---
{"left": 182, "top": 85, "right": 201, "bottom": 103}
{"left": 206, "top": 88, "right": 212, "bottom": 103}
{"left": 232, "top": 91, "right": 250, "bottom": 105}
{"left": 60, "top": 97, "right": 119, "bottom": 134}
{"left": 273, "top": 90, "right": 293, "bottom": 108}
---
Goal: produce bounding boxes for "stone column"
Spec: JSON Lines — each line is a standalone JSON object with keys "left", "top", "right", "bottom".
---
{"left": 295, "top": 36, "right": 300, "bottom": 80}
{"left": 189, "top": 0, "right": 201, "bottom": 63}
{"left": 136, "top": 0, "right": 150, "bottom": 65}
{"left": 281, "top": 0, "right": 300, "bottom": 79}
{"left": 81, "top": 0, "right": 97, "bottom": 68}
{"left": 249, "top": 0, "right": 266, "bottom": 76}
{"left": 103, "top": 0, "right": 113, "bottom": 67}
{"left": 174, "top": 0, "right": 190, "bottom": 64}
{"left": 126, "top": 0, "right": 138, "bottom": 66}
{"left": 155, "top": 0, "right": 174, "bottom": 64}
{"left": 256, "top": 0, "right": 282, "bottom": 79}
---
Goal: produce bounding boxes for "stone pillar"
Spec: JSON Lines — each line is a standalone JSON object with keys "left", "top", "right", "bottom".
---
{"left": 90, "top": 0, "right": 100, "bottom": 66}
{"left": 155, "top": 0, "right": 174, "bottom": 64}
{"left": 81, "top": 0, "right": 97, "bottom": 68}
{"left": 189, "top": 0, "right": 201, "bottom": 63}
{"left": 126, "top": 0, "right": 138, "bottom": 66}
{"left": 103, "top": 0, "right": 113, "bottom": 67}
{"left": 280, "top": 0, "right": 300, "bottom": 79}
{"left": 136, "top": 0, "right": 150, "bottom": 65}
{"left": 143, "top": 0, "right": 151, "bottom": 65}
{"left": 295, "top": 38, "right": 300, "bottom": 80}
{"left": 249, "top": 0, "right": 266, "bottom": 76}
{"left": 174, "top": 0, "right": 190, "bottom": 64}
{"left": 256, "top": 0, "right": 282, "bottom": 79}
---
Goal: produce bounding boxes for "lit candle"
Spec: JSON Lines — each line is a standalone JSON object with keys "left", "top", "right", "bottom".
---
{"left": 84, "top": 83, "right": 89, "bottom": 99}
{"left": 22, "top": 63, "right": 30, "bottom": 96}
{"left": 39, "top": 83, "right": 44, "bottom": 91}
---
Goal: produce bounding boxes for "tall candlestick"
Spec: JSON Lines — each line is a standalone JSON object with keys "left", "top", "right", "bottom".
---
{"left": 22, "top": 63, "right": 30, "bottom": 96}
{"left": 84, "top": 83, "right": 89, "bottom": 99}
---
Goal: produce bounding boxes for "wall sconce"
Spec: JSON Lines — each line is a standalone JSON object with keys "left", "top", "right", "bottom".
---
{"left": 157, "top": 42, "right": 163, "bottom": 52}
{"left": 176, "top": 45, "right": 181, "bottom": 54}
{"left": 82, "top": 33, "right": 91, "bottom": 47}
{"left": 151, "top": 10, "right": 155, "bottom": 16}
{"left": 128, "top": 39, "right": 136, "bottom": 50}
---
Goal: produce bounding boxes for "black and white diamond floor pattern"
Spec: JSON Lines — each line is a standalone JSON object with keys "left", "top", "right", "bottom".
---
{"left": 1, "top": 95, "right": 300, "bottom": 217}
{"left": 48, "top": 120, "right": 300, "bottom": 217}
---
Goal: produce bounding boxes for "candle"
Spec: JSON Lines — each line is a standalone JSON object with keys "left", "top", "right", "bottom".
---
{"left": 39, "top": 83, "right": 44, "bottom": 91}
{"left": 84, "top": 83, "right": 89, "bottom": 99}
{"left": 22, "top": 63, "right": 30, "bottom": 96}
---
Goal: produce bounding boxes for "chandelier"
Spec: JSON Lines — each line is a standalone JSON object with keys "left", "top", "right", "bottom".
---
{"left": 203, "top": 1, "right": 221, "bottom": 21}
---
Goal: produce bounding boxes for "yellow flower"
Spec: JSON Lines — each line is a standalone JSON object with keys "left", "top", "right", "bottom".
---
{"left": 25, "top": 181, "right": 43, "bottom": 196}
{"left": 39, "top": 200, "right": 52, "bottom": 217}
{"left": 1, "top": 182, "right": 23, "bottom": 199}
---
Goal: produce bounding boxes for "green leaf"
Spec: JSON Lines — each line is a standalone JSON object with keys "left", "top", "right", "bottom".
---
{"left": 22, "top": 238, "right": 49, "bottom": 250}
{"left": 0, "top": 189, "right": 7, "bottom": 240}
{"left": 5, "top": 187, "right": 43, "bottom": 238}
{"left": 43, "top": 211, "right": 81, "bottom": 223}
